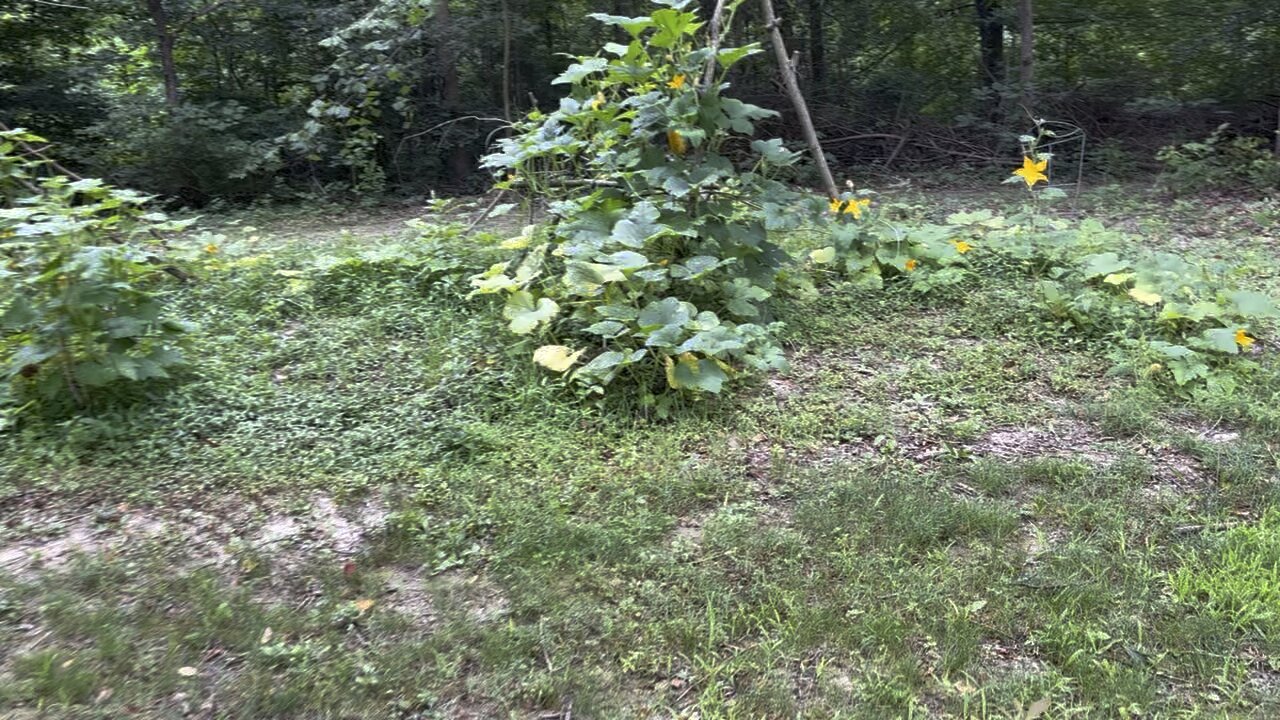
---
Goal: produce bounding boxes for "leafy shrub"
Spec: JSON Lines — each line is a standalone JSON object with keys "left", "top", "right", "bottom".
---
{"left": 940, "top": 205, "right": 1276, "bottom": 390}
{"left": 77, "top": 100, "right": 283, "bottom": 204}
{"left": 809, "top": 200, "right": 983, "bottom": 292}
{"left": 1, "top": 128, "right": 194, "bottom": 419}
{"left": 475, "top": 2, "right": 820, "bottom": 399}
{"left": 1157, "top": 125, "right": 1280, "bottom": 195}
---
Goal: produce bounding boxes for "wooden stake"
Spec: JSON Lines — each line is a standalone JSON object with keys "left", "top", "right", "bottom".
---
{"left": 701, "top": 0, "right": 729, "bottom": 88}
{"left": 759, "top": 0, "right": 838, "bottom": 198}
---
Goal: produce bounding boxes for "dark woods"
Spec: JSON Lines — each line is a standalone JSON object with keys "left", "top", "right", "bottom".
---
{"left": 2, "top": 0, "right": 1277, "bottom": 204}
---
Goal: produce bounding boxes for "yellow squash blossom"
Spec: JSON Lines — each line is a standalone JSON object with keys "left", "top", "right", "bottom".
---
{"left": 1012, "top": 156, "right": 1049, "bottom": 187}
{"left": 667, "top": 130, "right": 687, "bottom": 156}
{"left": 204, "top": 243, "right": 219, "bottom": 254}
{"left": 828, "top": 198, "right": 843, "bottom": 214}
{"left": 905, "top": 259, "right": 919, "bottom": 272}
{"left": 843, "top": 198, "right": 871, "bottom": 219}
{"left": 952, "top": 240, "right": 973, "bottom": 254}
{"left": 668, "top": 74, "right": 687, "bottom": 90}
{"left": 591, "top": 92, "right": 605, "bottom": 111}
{"left": 1236, "top": 328, "right": 1255, "bottom": 350}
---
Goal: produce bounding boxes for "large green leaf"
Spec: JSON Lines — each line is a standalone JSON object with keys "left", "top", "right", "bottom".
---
{"left": 716, "top": 44, "right": 763, "bottom": 71}
{"left": 586, "top": 13, "right": 654, "bottom": 37}
{"left": 667, "top": 354, "right": 727, "bottom": 393}
{"left": 1199, "top": 327, "right": 1240, "bottom": 354}
{"left": 1229, "top": 290, "right": 1279, "bottom": 318}
{"left": 637, "top": 297, "right": 692, "bottom": 329}
{"left": 649, "top": 8, "right": 701, "bottom": 49}
{"left": 504, "top": 291, "right": 560, "bottom": 334}
{"left": 751, "top": 139, "right": 800, "bottom": 166}
{"left": 1080, "top": 252, "right": 1129, "bottom": 279}
{"left": 564, "top": 262, "right": 627, "bottom": 293}
{"left": 678, "top": 326, "right": 746, "bottom": 356}
{"left": 551, "top": 58, "right": 609, "bottom": 85}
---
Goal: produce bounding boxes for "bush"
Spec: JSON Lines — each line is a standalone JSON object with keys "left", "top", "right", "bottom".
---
{"left": 1, "top": 128, "right": 193, "bottom": 422}
{"left": 75, "top": 100, "right": 283, "bottom": 205}
{"left": 1157, "top": 124, "right": 1280, "bottom": 195}
{"left": 475, "top": 3, "right": 817, "bottom": 401}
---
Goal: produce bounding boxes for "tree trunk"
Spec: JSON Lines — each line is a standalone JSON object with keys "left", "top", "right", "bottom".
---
{"left": 975, "top": 0, "right": 1004, "bottom": 89}
{"left": 1274, "top": 100, "right": 1279, "bottom": 158}
{"left": 760, "top": 0, "right": 838, "bottom": 198}
{"left": 501, "top": 0, "right": 512, "bottom": 124}
{"left": 146, "top": 0, "right": 181, "bottom": 108}
{"left": 807, "top": 0, "right": 826, "bottom": 91}
{"left": 974, "top": 0, "right": 1004, "bottom": 123}
{"left": 1018, "top": 0, "right": 1034, "bottom": 111}
{"left": 435, "top": 0, "right": 470, "bottom": 185}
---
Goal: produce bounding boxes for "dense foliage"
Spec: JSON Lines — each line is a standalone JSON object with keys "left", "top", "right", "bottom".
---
{"left": 2, "top": 0, "right": 1278, "bottom": 200}
{"left": 0, "top": 129, "right": 192, "bottom": 421}
{"left": 474, "top": 3, "right": 813, "bottom": 400}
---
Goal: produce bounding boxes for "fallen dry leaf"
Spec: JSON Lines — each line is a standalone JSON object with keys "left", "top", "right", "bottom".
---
{"left": 353, "top": 598, "right": 375, "bottom": 614}
{"left": 177, "top": 666, "right": 198, "bottom": 677}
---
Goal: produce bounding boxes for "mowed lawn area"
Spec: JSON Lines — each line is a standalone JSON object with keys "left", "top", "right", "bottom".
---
{"left": 3, "top": 187, "right": 1280, "bottom": 718}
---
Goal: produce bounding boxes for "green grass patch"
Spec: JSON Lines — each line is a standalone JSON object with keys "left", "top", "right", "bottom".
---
{"left": 3, "top": 192, "right": 1280, "bottom": 717}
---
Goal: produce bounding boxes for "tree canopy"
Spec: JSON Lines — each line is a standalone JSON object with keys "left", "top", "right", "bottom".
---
{"left": 2, "top": 0, "right": 1277, "bottom": 202}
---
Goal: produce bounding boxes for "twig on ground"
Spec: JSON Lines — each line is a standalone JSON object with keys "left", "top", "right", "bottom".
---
{"left": 465, "top": 189, "right": 508, "bottom": 234}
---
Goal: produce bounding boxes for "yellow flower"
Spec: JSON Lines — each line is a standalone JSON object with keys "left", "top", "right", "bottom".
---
{"left": 845, "top": 198, "right": 871, "bottom": 219}
{"left": 668, "top": 74, "right": 687, "bottom": 90}
{"left": 952, "top": 240, "right": 973, "bottom": 254}
{"left": 905, "top": 259, "right": 919, "bottom": 272}
{"left": 591, "top": 92, "right": 605, "bottom": 111}
{"left": 204, "top": 243, "right": 219, "bottom": 254}
{"left": 1236, "top": 328, "right": 1255, "bottom": 350}
{"left": 1012, "top": 155, "right": 1049, "bottom": 187}
{"left": 666, "top": 130, "right": 687, "bottom": 156}
{"left": 828, "top": 198, "right": 843, "bottom": 214}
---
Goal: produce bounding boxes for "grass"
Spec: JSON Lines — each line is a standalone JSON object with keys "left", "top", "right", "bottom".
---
{"left": 2, "top": 185, "right": 1280, "bottom": 718}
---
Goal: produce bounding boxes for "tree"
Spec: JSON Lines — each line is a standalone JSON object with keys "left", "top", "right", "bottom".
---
{"left": 434, "top": 0, "right": 471, "bottom": 185}
{"left": 145, "top": 0, "right": 182, "bottom": 107}
{"left": 1018, "top": 0, "right": 1034, "bottom": 112}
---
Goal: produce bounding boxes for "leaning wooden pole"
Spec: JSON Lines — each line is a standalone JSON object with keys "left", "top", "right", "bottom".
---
{"left": 701, "top": 0, "right": 729, "bottom": 88}
{"left": 759, "top": 0, "right": 838, "bottom": 199}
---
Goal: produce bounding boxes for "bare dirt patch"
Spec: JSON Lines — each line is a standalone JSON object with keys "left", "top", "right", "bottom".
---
{"left": 967, "top": 421, "right": 1114, "bottom": 464}
{"left": 976, "top": 639, "right": 1047, "bottom": 680}
{"left": 1142, "top": 450, "right": 1212, "bottom": 499}
{"left": 0, "top": 492, "right": 391, "bottom": 582}
{"left": 805, "top": 440, "right": 877, "bottom": 467}
{"left": 354, "top": 566, "right": 511, "bottom": 630}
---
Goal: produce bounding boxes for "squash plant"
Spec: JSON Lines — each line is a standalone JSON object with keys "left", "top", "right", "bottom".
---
{"left": 476, "top": 0, "right": 826, "bottom": 398}
{"left": 1, "top": 128, "right": 193, "bottom": 415}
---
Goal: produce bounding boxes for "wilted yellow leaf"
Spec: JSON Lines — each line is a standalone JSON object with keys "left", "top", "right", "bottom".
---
{"left": 533, "top": 345, "right": 584, "bottom": 372}
{"left": 1103, "top": 272, "right": 1133, "bottom": 285}
{"left": 809, "top": 246, "right": 836, "bottom": 264}
{"left": 1128, "top": 287, "right": 1162, "bottom": 305}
